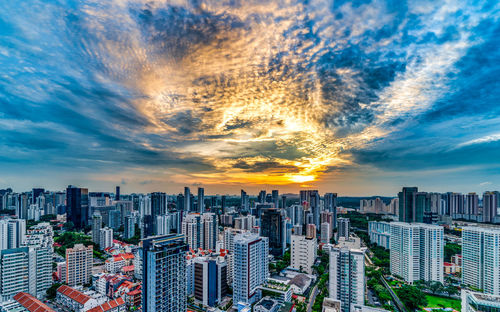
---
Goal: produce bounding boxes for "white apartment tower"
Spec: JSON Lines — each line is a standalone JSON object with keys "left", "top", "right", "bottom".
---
{"left": 390, "top": 222, "right": 444, "bottom": 283}
{"left": 291, "top": 235, "right": 317, "bottom": 274}
{"left": 233, "top": 233, "right": 269, "bottom": 305}
{"left": 462, "top": 226, "right": 500, "bottom": 295}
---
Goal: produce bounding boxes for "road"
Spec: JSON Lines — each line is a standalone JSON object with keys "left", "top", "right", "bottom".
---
{"left": 306, "top": 284, "right": 319, "bottom": 312}
{"left": 380, "top": 276, "right": 407, "bottom": 312}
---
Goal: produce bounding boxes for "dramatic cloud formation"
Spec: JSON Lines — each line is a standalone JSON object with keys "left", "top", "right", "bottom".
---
{"left": 0, "top": 0, "right": 499, "bottom": 194}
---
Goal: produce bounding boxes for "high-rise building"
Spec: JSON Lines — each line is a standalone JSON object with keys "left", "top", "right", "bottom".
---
{"left": 155, "top": 215, "right": 172, "bottom": 236}
{"left": 202, "top": 213, "right": 218, "bottom": 251}
{"left": 321, "top": 222, "right": 331, "bottom": 244}
{"left": 462, "top": 226, "right": 500, "bottom": 295}
{"left": 291, "top": 235, "right": 317, "bottom": 274}
{"left": 66, "top": 186, "right": 89, "bottom": 230}
{"left": 124, "top": 215, "right": 136, "bottom": 239}
{"left": 142, "top": 234, "right": 188, "bottom": 312}
{"left": 99, "top": 227, "right": 113, "bottom": 250}
{"left": 184, "top": 187, "right": 192, "bottom": 212}
{"left": 329, "top": 238, "right": 366, "bottom": 312}
{"left": 182, "top": 214, "right": 202, "bottom": 250}
{"left": 260, "top": 208, "right": 284, "bottom": 257}
{"left": 25, "top": 223, "right": 53, "bottom": 298}
{"left": 0, "top": 247, "right": 31, "bottom": 301}
{"left": 66, "top": 244, "right": 93, "bottom": 286}
{"left": 91, "top": 213, "right": 102, "bottom": 245}
{"left": 151, "top": 192, "right": 167, "bottom": 216}
{"left": 31, "top": 188, "right": 44, "bottom": 205}
{"left": 115, "top": 186, "right": 120, "bottom": 201}
{"left": 221, "top": 196, "right": 227, "bottom": 214}
{"left": 272, "top": 190, "right": 279, "bottom": 208}
{"left": 198, "top": 187, "right": 205, "bottom": 213}
{"left": 0, "top": 218, "right": 26, "bottom": 250}
{"left": 337, "top": 218, "right": 350, "bottom": 240}
{"left": 368, "top": 221, "right": 391, "bottom": 250}
{"left": 193, "top": 256, "right": 228, "bottom": 307}
{"left": 306, "top": 224, "right": 316, "bottom": 239}
{"left": 398, "top": 187, "right": 418, "bottom": 223}
{"left": 461, "top": 289, "right": 500, "bottom": 312}
{"left": 390, "top": 222, "right": 444, "bottom": 283}
{"left": 465, "top": 193, "right": 479, "bottom": 220}
{"left": 324, "top": 193, "right": 337, "bottom": 228}
{"left": 233, "top": 233, "right": 269, "bottom": 305}
{"left": 483, "top": 192, "right": 497, "bottom": 223}
{"left": 240, "top": 190, "right": 249, "bottom": 213}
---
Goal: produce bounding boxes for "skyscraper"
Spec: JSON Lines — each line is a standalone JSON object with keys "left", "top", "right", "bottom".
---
{"left": 151, "top": 192, "right": 167, "bottom": 216}
{"left": 184, "top": 187, "right": 191, "bottom": 212}
{"left": 115, "top": 186, "right": 120, "bottom": 201}
{"left": 324, "top": 193, "right": 338, "bottom": 229}
{"left": 233, "top": 233, "right": 269, "bottom": 305}
{"left": 398, "top": 187, "right": 418, "bottom": 223}
{"left": 465, "top": 193, "right": 479, "bottom": 220}
{"left": 0, "top": 218, "right": 26, "bottom": 250}
{"left": 329, "top": 238, "right": 366, "bottom": 312}
{"left": 390, "top": 222, "right": 444, "bottom": 283}
{"left": 0, "top": 247, "right": 31, "bottom": 301}
{"left": 240, "top": 190, "right": 249, "bottom": 213}
{"left": 99, "top": 227, "right": 113, "bottom": 250}
{"left": 124, "top": 215, "right": 136, "bottom": 239}
{"left": 142, "top": 234, "right": 188, "bottom": 312}
{"left": 260, "top": 208, "right": 284, "bottom": 257}
{"left": 483, "top": 192, "right": 497, "bottom": 223}
{"left": 258, "top": 191, "right": 266, "bottom": 204}
{"left": 193, "top": 256, "right": 228, "bottom": 307}
{"left": 272, "top": 190, "right": 279, "bottom": 208}
{"left": 462, "top": 226, "right": 500, "bottom": 295}
{"left": 198, "top": 187, "right": 205, "bottom": 213}
{"left": 66, "top": 186, "right": 89, "bottom": 230}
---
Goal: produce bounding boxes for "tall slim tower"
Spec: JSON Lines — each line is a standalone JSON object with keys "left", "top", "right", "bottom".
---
{"left": 198, "top": 187, "right": 205, "bottom": 213}
{"left": 184, "top": 187, "right": 191, "bottom": 212}
{"left": 142, "top": 234, "right": 188, "bottom": 312}
{"left": 66, "top": 186, "right": 89, "bottom": 230}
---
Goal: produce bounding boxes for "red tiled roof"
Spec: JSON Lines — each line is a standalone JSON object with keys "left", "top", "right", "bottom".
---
{"left": 121, "top": 265, "right": 134, "bottom": 272}
{"left": 87, "top": 298, "right": 125, "bottom": 312}
{"left": 13, "top": 292, "right": 55, "bottom": 312}
{"left": 119, "top": 253, "right": 134, "bottom": 260}
{"left": 127, "top": 289, "right": 141, "bottom": 296}
{"left": 57, "top": 285, "right": 91, "bottom": 305}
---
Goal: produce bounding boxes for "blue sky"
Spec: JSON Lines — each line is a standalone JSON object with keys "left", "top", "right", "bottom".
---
{"left": 0, "top": 0, "right": 499, "bottom": 195}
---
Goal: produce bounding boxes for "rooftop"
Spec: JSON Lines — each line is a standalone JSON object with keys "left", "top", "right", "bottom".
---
{"left": 13, "top": 292, "right": 55, "bottom": 312}
{"left": 57, "top": 285, "right": 92, "bottom": 305}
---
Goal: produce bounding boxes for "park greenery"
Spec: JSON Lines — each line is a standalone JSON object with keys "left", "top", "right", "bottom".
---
{"left": 444, "top": 242, "right": 461, "bottom": 262}
{"left": 54, "top": 232, "right": 106, "bottom": 259}
{"left": 396, "top": 285, "right": 428, "bottom": 311}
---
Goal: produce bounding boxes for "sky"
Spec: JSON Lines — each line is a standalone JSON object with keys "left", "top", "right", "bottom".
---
{"left": 1, "top": 0, "right": 500, "bottom": 196}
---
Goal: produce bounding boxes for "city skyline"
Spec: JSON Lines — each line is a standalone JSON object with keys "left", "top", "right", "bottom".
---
{"left": 1, "top": 1, "right": 500, "bottom": 194}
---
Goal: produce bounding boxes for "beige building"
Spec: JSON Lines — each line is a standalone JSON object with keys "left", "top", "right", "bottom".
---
{"left": 66, "top": 244, "right": 93, "bottom": 286}
{"left": 291, "top": 235, "right": 317, "bottom": 274}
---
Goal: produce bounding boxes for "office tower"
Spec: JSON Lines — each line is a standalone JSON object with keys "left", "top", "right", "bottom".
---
{"left": 398, "top": 187, "right": 418, "bottom": 222}
{"left": 321, "top": 222, "right": 331, "bottom": 243}
{"left": 108, "top": 209, "right": 121, "bottom": 229}
{"left": 115, "top": 186, "right": 120, "bottom": 201}
{"left": 66, "top": 244, "right": 93, "bottom": 286}
{"left": 124, "top": 215, "right": 136, "bottom": 239}
{"left": 91, "top": 213, "right": 102, "bottom": 245}
{"left": 151, "top": 192, "right": 167, "bottom": 216}
{"left": 184, "top": 187, "right": 192, "bottom": 212}
{"left": 142, "top": 215, "right": 154, "bottom": 239}
{"left": 31, "top": 188, "right": 44, "bottom": 205}
{"left": 240, "top": 190, "right": 249, "bottom": 213}
{"left": 99, "top": 227, "right": 113, "bottom": 250}
{"left": 155, "top": 215, "right": 172, "bottom": 236}
{"left": 306, "top": 224, "right": 316, "bottom": 238}
{"left": 462, "top": 226, "right": 500, "bottom": 295}
{"left": 291, "top": 235, "right": 317, "bottom": 274}
{"left": 194, "top": 256, "right": 228, "bottom": 307}
{"left": 281, "top": 195, "right": 287, "bottom": 210}
{"left": 89, "top": 192, "right": 111, "bottom": 208}
{"left": 272, "top": 190, "right": 279, "bottom": 208}
{"left": 198, "top": 187, "right": 205, "bottom": 213}
{"left": 329, "top": 238, "right": 366, "bottom": 312}
{"left": 233, "top": 233, "right": 269, "bottom": 305}
{"left": 0, "top": 247, "right": 31, "bottom": 301}
{"left": 142, "top": 234, "right": 188, "bottom": 312}
{"left": 258, "top": 191, "right": 266, "bottom": 204}
{"left": 16, "top": 193, "right": 29, "bottom": 220}
{"left": 324, "top": 193, "right": 337, "bottom": 228}
{"left": 449, "top": 193, "right": 465, "bottom": 219}
{"left": 115, "top": 200, "right": 133, "bottom": 225}
{"left": 465, "top": 193, "right": 479, "bottom": 220}
{"left": 0, "top": 218, "right": 26, "bottom": 250}
{"left": 260, "top": 208, "right": 284, "bottom": 256}
{"left": 66, "top": 185, "right": 89, "bottom": 230}
{"left": 337, "top": 218, "right": 350, "bottom": 240}
{"left": 368, "top": 221, "right": 391, "bottom": 250}
{"left": 390, "top": 222, "right": 444, "bottom": 283}
{"left": 310, "top": 191, "right": 320, "bottom": 228}
{"left": 140, "top": 194, "right": 152, "bottom": 217}
{"left": 221, "top": 196, "right": 227, "bottom": 214}
{"left": 202, "top": 213, "right": 218, "bottom": 250}
{"left": 483, "top": 192, "right": 498, "bottom": 223}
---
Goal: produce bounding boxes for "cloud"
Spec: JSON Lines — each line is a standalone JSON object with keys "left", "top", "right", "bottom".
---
{"left": 0, "top": 0, "right": 499, "bottom": 190}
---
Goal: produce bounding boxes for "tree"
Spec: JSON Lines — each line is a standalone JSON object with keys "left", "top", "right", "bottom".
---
{"left": 429, "top": 281, "right": 444, "bottom": 294}
{"left": 396, "top": 285, "right": 428, "bottom": 311}
{"left": 444, "top": 285, "right": 459, "bottom": 297}
{"left": 444, "top": 243, "right": 461, "bottom": 262}
{"left": 46, "top": 283, "right": 63, "bottom": 299}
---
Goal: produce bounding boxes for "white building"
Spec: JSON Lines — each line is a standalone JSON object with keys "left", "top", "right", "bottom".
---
{"left": 321, "top": 222, "right": 331, "bottom": 244}
{"left": 337, "top": 218, "right": 350, "bottom": 240}
{"left": 461, "top": 289, "right": 500, "bottom": 312}
{"left": 233, "top": 233, "right": 269, "bottom": 305}
{"left": 291, "top": 235, "right": 317, "bottom": 274}
{"left": 99, "top": 227, "right": 113, "bottom": 250}
{"left": 155, "top": 215, "right": 171, "bottom": 236}
{"left": 329, "top": 238, "right": 366, "bottom": 312}
{"left": 0, "top": 218, "right": 26, "bottom": 250}
{"left": 368, "top": 221, "right": 391, "bottom": 250}
{"left": 462, "top": 226, "right": 500, "bottom": 295}
{"left": 390, "top": 222, "right": 444, "bottom": 283}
